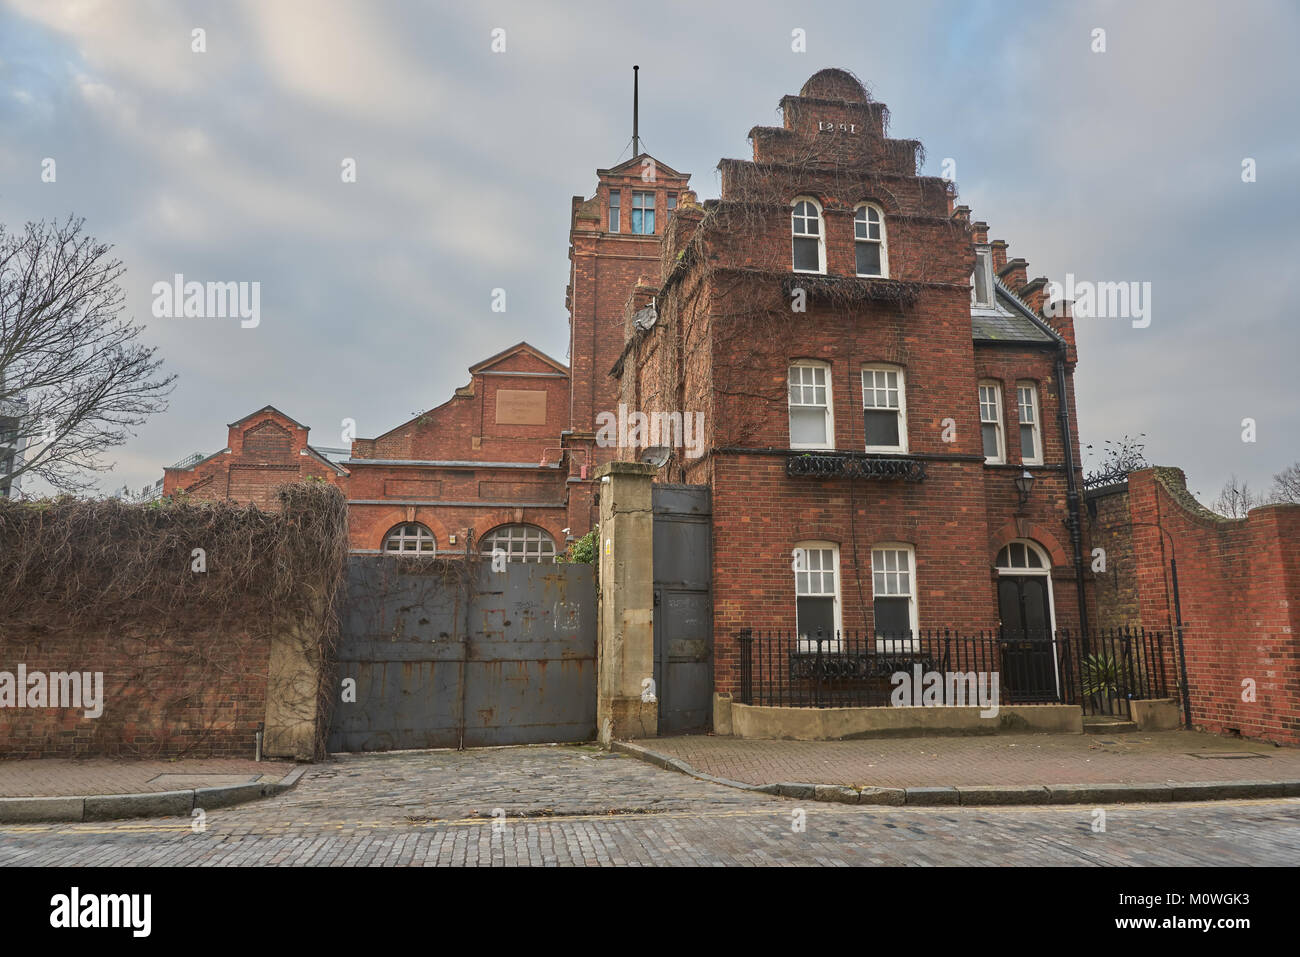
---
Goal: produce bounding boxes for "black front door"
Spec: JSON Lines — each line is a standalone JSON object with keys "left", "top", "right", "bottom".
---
{"left": 997, "top": 575, "right": 1059, "bottom": 702}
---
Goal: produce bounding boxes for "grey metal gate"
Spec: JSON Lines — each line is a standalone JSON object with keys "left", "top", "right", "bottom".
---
{"left": 652, "top": 484, "right": 713, "bottom": 733}
{"left": 328, "top": 557, "right": 596, "bottom": 752}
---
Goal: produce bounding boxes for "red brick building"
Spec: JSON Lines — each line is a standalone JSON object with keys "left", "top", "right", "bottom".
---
{"left": 612, "top": 69, "right": 1091, "bottom": 698}
{"left": 345, "top": 342, "right": 576, "bottom": 557}
{"left": 162, "top": 405, "right": 348, "bottom": 508}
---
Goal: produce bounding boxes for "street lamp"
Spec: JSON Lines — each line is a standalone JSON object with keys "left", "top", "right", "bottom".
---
{"left": 1014, "top": 469, "right": 1035, "bottom": 507}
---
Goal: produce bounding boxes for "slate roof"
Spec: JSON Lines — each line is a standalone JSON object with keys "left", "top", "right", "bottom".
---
{"left": 971, "top": 280, "right": 1061, "bottom": 345}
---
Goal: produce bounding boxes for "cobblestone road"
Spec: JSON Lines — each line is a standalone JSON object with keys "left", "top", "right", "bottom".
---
{"left": 2, "top": 746, "right": 1297, "bottom": 866}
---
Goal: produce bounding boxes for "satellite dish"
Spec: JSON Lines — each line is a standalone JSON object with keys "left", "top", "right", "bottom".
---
{"left": 640, "top": 446, "right": 671, "bottom": 468}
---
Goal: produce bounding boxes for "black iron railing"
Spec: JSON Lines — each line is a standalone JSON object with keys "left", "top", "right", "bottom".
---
{"left": 786, "top": 452, "right": 927, "bottom": 482}
{"left": 737, "top": 626, "right": 1168, "bottom": 714}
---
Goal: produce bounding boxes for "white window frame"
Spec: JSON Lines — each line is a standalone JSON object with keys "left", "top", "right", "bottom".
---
{"left": 480, "top": 524, "right": 558, "bottom": 563}
{"left": 971, "top": 244, "right": 996, "bottom": 309}
{"left": 383, "top": 522, "right": 436, "bottom": 554}
{"left": 791, "top": 196, "right": 826, "bottom": 275}
{"left": 853, "top": 202, "right": 889, "bottom": 278}
{"left": 871, "top": 544, "right": 918, "bottom": 652}
{"left": 861, "top": 364, "right": 907, "bottom": 453}
{"left": 1016, "top": 381, "right": 1043, "bottom": 466}
{"left": 979, "top": 380, "right": 1005, "bottom": 465}
{"left": 788, "top": 360, "right": 834, "bottom": 450}
{"left": 794, "top": 541, "right": 842, "bottom": 648}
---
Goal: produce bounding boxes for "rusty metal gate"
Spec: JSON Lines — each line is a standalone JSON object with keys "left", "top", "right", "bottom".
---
{"left": 652, "top": 484, "right": 713, "bottom": 733}
{"left": 328, "top": 557, "right": 596, "bottom": 752}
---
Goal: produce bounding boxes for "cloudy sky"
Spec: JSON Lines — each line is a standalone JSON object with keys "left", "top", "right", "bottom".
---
{"left": 2, "top": 0, "right": 1296, "bottom": 504}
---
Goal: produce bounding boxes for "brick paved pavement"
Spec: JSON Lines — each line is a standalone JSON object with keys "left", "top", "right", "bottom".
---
{"left": 630, "top": 731, "right": 1300, "bottom": 788}
{"left": 0, "top": 745, "right": 1297, "bottom": 865}
{"left": 0, "top": 757, "right": 296, "bottom": 798}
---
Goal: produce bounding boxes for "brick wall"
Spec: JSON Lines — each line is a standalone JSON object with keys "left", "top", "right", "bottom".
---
{"left": 1118, "top": 468, "right": 1300, "bottom": 745}
{"left": 0, "top": 487, "right": 345, "bottom": 759}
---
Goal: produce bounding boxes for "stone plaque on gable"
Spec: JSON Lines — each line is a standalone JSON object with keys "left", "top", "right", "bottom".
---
{"left": 495, "top": 389, "right": 547, "bottom": 425}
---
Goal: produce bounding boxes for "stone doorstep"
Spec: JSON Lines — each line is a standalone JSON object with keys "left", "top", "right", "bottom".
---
{"left": 0, "top": 765, "right": 309, "bottom": 823}
{"left": 613, "top": 741, "right": 1300, "bottom": 807}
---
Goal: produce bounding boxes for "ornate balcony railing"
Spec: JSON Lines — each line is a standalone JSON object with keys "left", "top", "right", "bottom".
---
{"left": 786, "top": 451, "right": 927, "bottom": 482}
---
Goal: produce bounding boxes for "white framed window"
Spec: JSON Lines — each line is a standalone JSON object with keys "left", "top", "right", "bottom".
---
{"left": 853, "top": 203, "right": 888, "bottom": 278}
{"left": 608, "top": 189, "right": 621, "bottom": 232}
{"left": 979, "top": 381, "right": 1005, "bottom": 464}
{"left": 1016, "top": 381, "right": 1042, "bottom": 465}
{"left": 480, "top": 524, "right": 557, "bottom": 563}
{"left": 631, "top": 191, "right": 655, "bottom": 234}
{"left": 971, "top": 245, "right": 995, "bottom": 309}
{"left": 788, "top": 361, "right": 834, "bottom": 449}
{"left": 794, "top": 541, "right": 841, "bottom": 644}
{"left": 872, "top": 545, "right": 918, "bottom": 650}
{"left": 383, "top": 522, "right": 436, "bottom": 554}
{"left": 861, "top": 364, "right": 907, "bottom": 452}
{"left": 791, "top": 197, "right": 826, "bottom": 274}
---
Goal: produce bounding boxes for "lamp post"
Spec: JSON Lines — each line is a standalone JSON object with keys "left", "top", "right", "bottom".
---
{"left": 1128, "top": 521, "right": 1192, "bottom": 729}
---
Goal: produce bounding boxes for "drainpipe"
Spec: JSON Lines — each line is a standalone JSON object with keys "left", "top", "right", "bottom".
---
{"left": 255, "top": 722, "right": 264, "bottom": 762}
{"left": 1055, "top": 345, "right": 1091, "bottom": 642}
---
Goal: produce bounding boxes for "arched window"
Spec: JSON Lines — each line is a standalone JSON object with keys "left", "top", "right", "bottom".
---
{"left": 480, "top": 524, "right": 557, "bottom": 563}
{"left": 996, "top": 541, "right": 1048, "bottom": 570}
{"left": 791, "top": 197, "right": 825, "bottom": 274}
{"left": 383, "top": 522, "right": 436, "bottom": 554}
{"left": 853, "top": 203, "right": 888, "bottom": 277}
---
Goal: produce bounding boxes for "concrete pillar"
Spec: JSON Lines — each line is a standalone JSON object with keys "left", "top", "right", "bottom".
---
{"left": 595, "top": 461, "right": 657, "bottom": 745}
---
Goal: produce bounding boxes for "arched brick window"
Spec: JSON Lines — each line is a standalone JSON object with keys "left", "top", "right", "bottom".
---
{"left": 480, "top": 524, "right": 557, "bottom": 563}
{"left": 791, "top": 197, "right": 826, "bottom": 274}
{"left": 382, "top": 522, "right": 436, "bottom": 554}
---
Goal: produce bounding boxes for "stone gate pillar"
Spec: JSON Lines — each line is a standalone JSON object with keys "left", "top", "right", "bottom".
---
{"left": 595, "top": 461, "right": 657, "bottom": 745}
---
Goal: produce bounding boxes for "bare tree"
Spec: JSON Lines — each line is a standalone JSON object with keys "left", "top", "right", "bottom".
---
{"left": 1269, "top": 462, "right": 1300, "bottom": 504}
{"left": 0, "top": 217, "right": 175, "bottom": 493}
{"left": 1214, "top": 474, "right": 1259, "bottom": 518}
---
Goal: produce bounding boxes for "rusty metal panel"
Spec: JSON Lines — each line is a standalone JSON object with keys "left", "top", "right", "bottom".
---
{"left": 327, "top": 557, "right": 596, "bottom": 752}
{"left": 652, "top": 484, "right": 713, "bottom": 734}
{"left": 463, "top": 561, "right": 596, "bottom": 746}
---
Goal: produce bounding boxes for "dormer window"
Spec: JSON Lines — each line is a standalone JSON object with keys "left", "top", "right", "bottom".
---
{"left": 971, "top": 245, "right": 995, "bottom": 309}
{"left": 854, "top": 203, "right": 888, "bottom": 278}
{"left": 791, "top": 197, "right": 826, "bottom": 274}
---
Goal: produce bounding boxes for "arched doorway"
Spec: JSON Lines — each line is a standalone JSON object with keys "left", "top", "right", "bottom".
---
{"left": 995, "top": 540, "right": 1055, "bottom": 639}
{"left": 995, "top": 540, "right": 1060, "bottom": 703}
